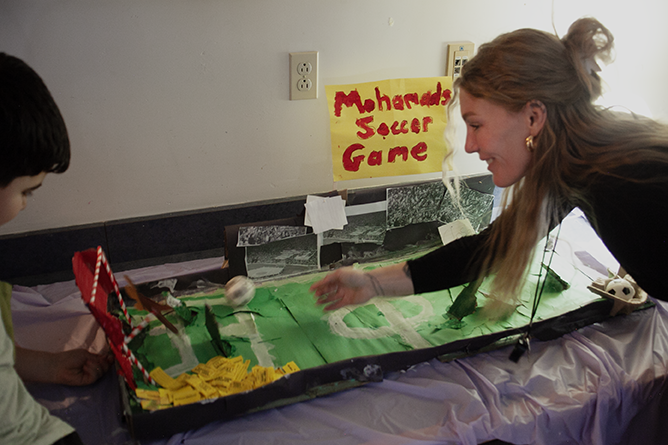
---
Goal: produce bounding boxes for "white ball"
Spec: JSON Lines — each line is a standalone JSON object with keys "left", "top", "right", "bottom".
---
{"left": 225, "top": 275, "right": 256, "bottom": 307}
{"left": 605, "top": 278, "right": 636, "bottom": 301}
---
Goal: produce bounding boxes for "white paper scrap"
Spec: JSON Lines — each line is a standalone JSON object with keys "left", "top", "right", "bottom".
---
{"left": 304, "top": 195, "right": 348, "bottom": 234}
{"left": 438, "top": 219, "right": 475, "bottom": 245}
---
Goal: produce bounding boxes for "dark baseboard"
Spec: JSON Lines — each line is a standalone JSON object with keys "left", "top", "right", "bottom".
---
{"left": 0, "top": 175, "right": 493, "bottom": 286}
{"left": 0, "top": 197, "right": 306, "bottom": 286}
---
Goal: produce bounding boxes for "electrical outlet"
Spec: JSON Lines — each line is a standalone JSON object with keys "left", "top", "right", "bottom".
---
{"left": 297, "top": 78, "right": 312, "bottom": 92}
{"left": 290, "top": 51, "right": 318, "bottom": 100}
{"left": 296, "top": 62, "right": 312, "bottom": 76}
{"left": 446, "top": 42, "right": 474, "bottom": 79}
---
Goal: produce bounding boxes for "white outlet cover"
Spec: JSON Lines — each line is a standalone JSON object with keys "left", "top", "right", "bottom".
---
{"left": 290, "top": 51, "right": 318, "bottom": 100}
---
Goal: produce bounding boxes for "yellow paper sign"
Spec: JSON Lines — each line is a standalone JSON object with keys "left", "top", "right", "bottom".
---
{"left": 326, "top": 77, "right": 453, "bottom": 181}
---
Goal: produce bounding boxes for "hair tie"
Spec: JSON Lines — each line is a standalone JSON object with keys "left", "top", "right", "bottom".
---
{"left": 582, "top": 56, "right": 601, "bottom": 75}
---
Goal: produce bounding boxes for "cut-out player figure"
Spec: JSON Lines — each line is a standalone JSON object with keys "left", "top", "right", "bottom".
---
{"left": 0, "top": 53, "right": 113, "bottom": 445}
{"left": 311, "top": 18, "right": 668, "bottom": 318}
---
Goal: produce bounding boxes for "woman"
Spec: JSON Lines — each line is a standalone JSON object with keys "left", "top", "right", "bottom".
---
{"left": 310, "top": 17, "right": 668, "bottom": 314}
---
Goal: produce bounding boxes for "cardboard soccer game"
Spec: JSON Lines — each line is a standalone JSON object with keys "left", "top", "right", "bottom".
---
{"left": 72, "top": 180, "right": 649, "bottom": 439}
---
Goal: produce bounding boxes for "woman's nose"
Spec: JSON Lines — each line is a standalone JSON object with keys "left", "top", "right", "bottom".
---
{"left": 464, "top": 133, "right": 477, "bottom": 154}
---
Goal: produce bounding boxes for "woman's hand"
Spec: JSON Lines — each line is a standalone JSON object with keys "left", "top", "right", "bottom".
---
{"left": 310, "top": 267, "right": 377, "bottom": 311}
{"left": 310, "top": 262, "right": 415, "bottom": 311}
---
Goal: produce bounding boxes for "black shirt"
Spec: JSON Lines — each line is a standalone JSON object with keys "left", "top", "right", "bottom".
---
{"left": 408, "top": 159, "right": 668, "bottom": 300}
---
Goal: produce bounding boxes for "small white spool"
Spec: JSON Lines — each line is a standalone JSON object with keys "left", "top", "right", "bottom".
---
{"left": 225, "top": 275, "right": 256, "bottom": 307}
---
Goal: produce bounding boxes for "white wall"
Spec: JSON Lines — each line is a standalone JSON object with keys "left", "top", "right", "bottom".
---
{"left": 1, "top": 0, "right": 666, "bottom": 235}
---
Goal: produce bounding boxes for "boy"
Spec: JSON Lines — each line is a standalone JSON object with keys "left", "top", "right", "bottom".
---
{"left": 0, "top": 53, "right": 112, "bottom": 445}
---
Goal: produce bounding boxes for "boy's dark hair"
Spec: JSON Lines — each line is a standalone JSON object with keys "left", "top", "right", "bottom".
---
{"left": 0, "top": 52, "right": 70, "bottom": 187}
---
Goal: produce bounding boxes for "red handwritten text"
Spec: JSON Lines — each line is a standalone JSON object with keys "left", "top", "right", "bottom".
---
{"left": 342, "top": 142, "right": 429, "bottom": 172}
{"left": 356, "top": 116, "right": 433, "bottom": 140}
{"left": 333, "top": 82, "right": 451, "bottom": 117}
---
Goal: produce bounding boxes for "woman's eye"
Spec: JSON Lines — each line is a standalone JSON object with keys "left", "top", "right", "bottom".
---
{"left": 22, "top": 191, "right": 33, "bottom": 198}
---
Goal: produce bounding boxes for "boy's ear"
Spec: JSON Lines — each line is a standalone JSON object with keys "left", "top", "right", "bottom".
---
{"left": 525, "top": 100, "right": 547, "bottom": 135}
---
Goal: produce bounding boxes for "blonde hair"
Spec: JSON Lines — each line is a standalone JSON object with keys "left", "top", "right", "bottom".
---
{"left": 447, "top": 18, "right": 668, "bottom": 305}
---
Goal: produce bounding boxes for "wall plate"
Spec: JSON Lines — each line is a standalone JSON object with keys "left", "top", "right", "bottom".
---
{"left": 290, "top": 51, "right": 318, "bottom": 100}
{"left": 446, "top": 42, "right": 474, "bottom": 79}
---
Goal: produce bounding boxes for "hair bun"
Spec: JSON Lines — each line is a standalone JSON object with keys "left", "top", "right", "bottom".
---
{"left": 561, "top": 17, "right": 614, "bottom": 100}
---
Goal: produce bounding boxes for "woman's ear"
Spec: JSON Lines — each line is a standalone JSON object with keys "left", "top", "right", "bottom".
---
{"left": 525, "top": 100, "right": 547, "bottom": 135}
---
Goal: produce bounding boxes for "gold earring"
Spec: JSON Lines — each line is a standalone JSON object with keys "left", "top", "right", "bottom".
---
{"left": 525, "top": 135, "right": 535, "bottom": 152}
